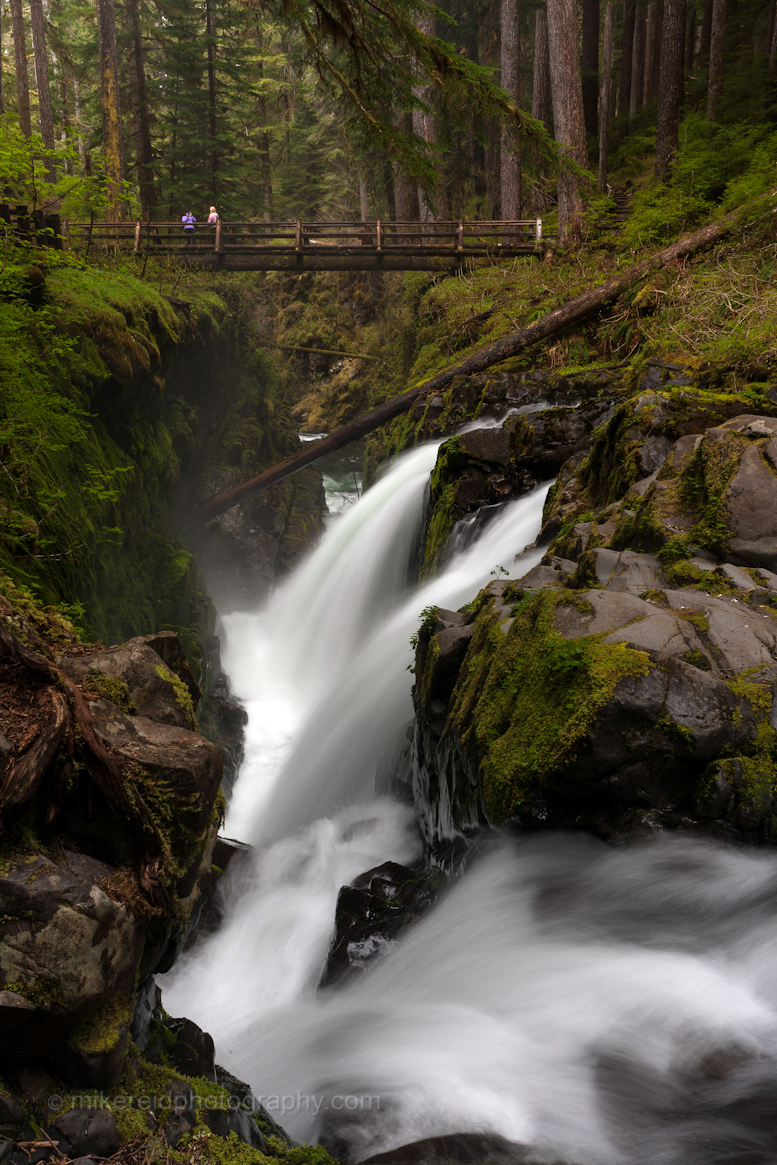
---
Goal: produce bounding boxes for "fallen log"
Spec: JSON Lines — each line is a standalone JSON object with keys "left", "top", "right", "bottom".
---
{"left": 194, "top": 195, "right": 775, "bottom": 523}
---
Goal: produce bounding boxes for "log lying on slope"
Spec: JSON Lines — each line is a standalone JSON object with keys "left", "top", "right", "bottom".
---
{"left": 194, "top": 196, "right": 775, "bottom": 523}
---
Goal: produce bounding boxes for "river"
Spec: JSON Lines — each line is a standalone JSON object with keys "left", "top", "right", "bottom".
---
{"left": 162, "top": 433, "right": 777, "bottom": 1165}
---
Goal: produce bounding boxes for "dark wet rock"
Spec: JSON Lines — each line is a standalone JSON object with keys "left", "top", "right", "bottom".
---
{"left": 0, "top": 993, "right": 35, "bottom": 1039}
{"left": 53, "top": 1108, "right": 120, "bottom": 1157}
{"left": 130, "top": 978, "right": 162, "bottom": 1053}
{"left": 214, "top": 1065, "right": 292, "bottom": 1146}
{"left": 320, "top": 862, "right": 442, "bottom": 987}
{"left": 65, "top": 700, "right": 221, "bottom": 876}
{"left": 165, "top": 1016, "right": 216, "bottom": 1081}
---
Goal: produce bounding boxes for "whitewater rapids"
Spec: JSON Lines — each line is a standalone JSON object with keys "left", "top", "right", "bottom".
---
{"left": 163, "top": 435, "right": 777, "bottom": 1165}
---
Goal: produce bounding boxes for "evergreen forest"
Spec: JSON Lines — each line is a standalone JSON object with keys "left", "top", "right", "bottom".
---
{"left": 1, "top": 0, "right": 776, "bottom": 242}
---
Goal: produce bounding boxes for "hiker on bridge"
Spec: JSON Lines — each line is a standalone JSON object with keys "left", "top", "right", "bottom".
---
{"left": 182, "top": 210, "right": 196, "bottom": 243}
{"left": 207, "top": 206, "right": 219, "bottom": 234}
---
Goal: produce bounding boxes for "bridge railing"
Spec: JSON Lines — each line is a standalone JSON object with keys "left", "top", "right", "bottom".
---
{"left": 63, "top": 218, "right": 543, "bottom": 256}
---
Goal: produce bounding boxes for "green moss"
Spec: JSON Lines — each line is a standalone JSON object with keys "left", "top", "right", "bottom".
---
{"left": 2, "top": 976, "right": 64, "bottom": 1009}
{"left": 82, "top": 673, "right": 137, "bottom": 714}
{"left": 434, "top": 588, "right": 651, "bottom": 821}
{"left": 70, "top": 991, "right": 134, "bottom": 1054}
{"left": 155, "top": 663, "right": 197, "bottom": 729}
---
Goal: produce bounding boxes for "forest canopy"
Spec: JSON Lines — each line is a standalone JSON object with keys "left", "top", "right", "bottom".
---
{"left": 0, "top": 0, "right": 776, "bottom": 241}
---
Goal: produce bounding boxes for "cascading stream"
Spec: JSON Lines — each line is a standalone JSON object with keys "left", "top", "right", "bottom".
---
{"left": 164, "top": 433, "right": 777, "bottom": 1165}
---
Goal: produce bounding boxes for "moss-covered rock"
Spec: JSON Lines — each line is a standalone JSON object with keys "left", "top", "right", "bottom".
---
{"left": 408, "top": 579, "right": 776, "bottom": 849}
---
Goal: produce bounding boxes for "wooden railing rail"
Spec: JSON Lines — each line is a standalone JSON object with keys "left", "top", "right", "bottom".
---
{"left": 62, "top": 218, "right": 544, "bottom": 255}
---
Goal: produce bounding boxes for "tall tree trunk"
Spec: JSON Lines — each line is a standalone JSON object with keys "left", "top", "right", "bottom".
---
{"left": 644, "top": 0, "right": 657, "bottom": 97}
{"left": 485, "top": 119, "right": 500, "bottom": 218}
{"left": 652, "top": 0, "right": 666, "bottom": 88}
{"left": 0, "top": 2, "right": 4, "bottom": 114}
{"left": 630, "top": 3, "right": 646, "bottom": 116}
{"left": 619, "top": 0, "right": 636, "bottom": 114}
{"left": 531, "top": 2, "right": 552, "bottom": 207}
{"left": 707, "top": 0, "right": 727, "bottom": 116}
{"left": 96, "top": 0, "right": 123, "bottom": 218}
{"left": 599, "top": 0, "right": 614, "bottom": 190}
{"left": 359, "top": 178, "right": 369, "bottom": 221}
{"left": 532, "top": 8, "right": 553, "bottom": 130}
{"left": 253, "top": 30, "right": 272, "bottom": 221}
{"left": 125, "top": 0, "right": 155, "bottom": 219}
{"left": 205, "top": 0, "right": 217, "bottom": 201}
{"left": 700, "top": 0, "right": 713, "bottom": 59}
{"left": 10, "top": 0, "right": 31, "bottom": 137}
{"left": 655, "top": 0, "right": 687, "bottom": 177}
{"left": 685, "top": 1, "right": 696, "bottom": 68}
{"left": 413, "top": 12, "right": 446, "bottom": 223}
{"left": 546, "top": 0, "right": 588, "bottom": 242}
{"left": 500, "top": 0, "right": 522, "bottom": 219}
{"left": 393, "top": 109, "right": 419, "bottom": 227}
{"left": 29, "top": 0, "right": 54, "bottom": 183}
{"left": 581, "top": 0, "right": 600, "bottom": 149}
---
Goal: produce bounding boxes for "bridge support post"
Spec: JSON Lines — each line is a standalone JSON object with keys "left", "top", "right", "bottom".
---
{"left": 133, "top": 220, "right": 141, "bottom": 254}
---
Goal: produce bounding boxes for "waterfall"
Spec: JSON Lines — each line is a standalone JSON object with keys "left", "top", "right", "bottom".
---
{"left": 162, "top": 435, "right": 777, "bottom": 1165}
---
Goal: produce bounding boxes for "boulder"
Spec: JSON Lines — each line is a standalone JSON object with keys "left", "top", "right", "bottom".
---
{"left": 63, "top": 700, "right": 222, "bottom": 884}
{"left": 320, "top": 862, "right": 441, "bottom": 987}
{"left": 57, "top": 640, "right": 197, "bottom": 730}
{"left": 165, "top": 1016, "right": 216, "bottom": 1081}
{"left": 409, "top": 583, "right": 772, "bottom": 847}
{"left": 53, "top": 1109, "right": 120, "bottom": 1157}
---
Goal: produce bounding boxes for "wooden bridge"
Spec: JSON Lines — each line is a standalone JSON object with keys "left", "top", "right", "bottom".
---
{"left": 63, "top": 218, "right": 545, "bottom": 271}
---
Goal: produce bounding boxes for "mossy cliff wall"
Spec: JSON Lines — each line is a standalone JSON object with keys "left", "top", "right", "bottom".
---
{"left": 0, "top": 258, "right": 321, "bottom": 662}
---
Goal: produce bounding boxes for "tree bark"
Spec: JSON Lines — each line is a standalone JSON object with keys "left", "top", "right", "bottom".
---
{"left": 126, "top": 0, "right": 156, "bottom": 220}
{"left": 10, "top": 0, "right": 31, "bottom": 138}
{"left": 393, "top": 109, "right": 420, "bottom": 228}
{"left": 546, "top": 0, "right": 588, "bottom": 242}
{"left": 205, "top": 0, "right": 218, "bottom": 201}
{"left": 652, "top": 0, "right": 666, "bottom": 89}
{"left": 644, "top": 0, "right": 657, "bottom": 98}
{"left": 29, "top": 0, "right": 54, "bottom": 179}
{"left": 581, "top": 0, "right": 600, "bottom": 148}
{"left": 532, "top": 8, "right": 553, "bottom": 131}
{"left": 194, "top": 197, "right": 774, "bottom": 524}
{"left": 96, "top": 0, "right": 123, "bottom": 219}
{"left": 707, "top": 0, "right": 727, "bottom": 116}
{"left": 700, "top": 0, "right": 713, "bottom": 60}
{"left": 413, "top": 12, "right": 446, "bottom": 223}
{"left": 531, "top": 6, "right": 552, "bottom": 208}
{"left": 655, "top": 0, "right": 686, "bottom": 178}
{"left": 685, "top": 1, "right": 696, "bottom": 69}
{"left": 630, "top": 4, "right": 647, "bottom": 117}
{"left": 619, "top": 0, "right": 636, "bottom": 114}
{"left": 500, "top": 0, "right": 522, "bottom": 220}
{"left": 254, "top": 30, "right": 273, "bottom": 221}
{"left": 599, "top": 1, "right": 614, "bottom": 191}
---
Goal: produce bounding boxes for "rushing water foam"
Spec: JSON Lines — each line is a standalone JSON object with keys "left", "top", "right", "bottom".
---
{"left": 163, "top": 434, "right": 777, "bottom": 1165}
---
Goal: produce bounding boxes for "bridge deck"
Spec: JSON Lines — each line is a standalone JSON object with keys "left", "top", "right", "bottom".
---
{"left": 64, "top": 218, "right": 545, "bottom": 271}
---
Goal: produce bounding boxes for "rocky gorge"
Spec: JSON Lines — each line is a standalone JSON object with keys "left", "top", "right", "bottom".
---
{"left": 7, "top": 250, "right": 777, "bottom": 1165}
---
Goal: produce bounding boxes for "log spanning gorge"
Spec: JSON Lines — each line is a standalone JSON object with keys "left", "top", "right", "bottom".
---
{"left": 163, "top": 401, "right": 777, "bottom": 1165}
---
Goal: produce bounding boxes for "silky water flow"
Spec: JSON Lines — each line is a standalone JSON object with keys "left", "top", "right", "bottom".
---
{"left": 163, "top": 433, "right": 777, "bottom": 1165}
